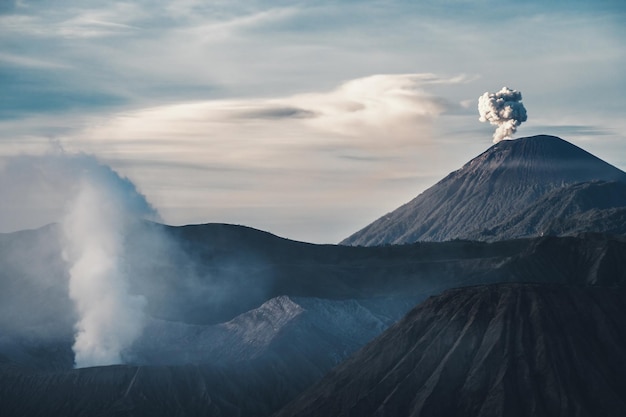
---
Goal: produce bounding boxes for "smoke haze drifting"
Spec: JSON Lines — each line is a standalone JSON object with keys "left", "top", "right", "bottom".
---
{"left": 478, "top": 87, "right": 528, "bottom": 143}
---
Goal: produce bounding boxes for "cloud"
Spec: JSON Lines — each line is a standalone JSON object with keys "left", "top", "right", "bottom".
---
{"left": 0, "top": 52, "right": 69, "bottom": 69}
{"left": 71, "top": 74, "right": 463, "bottom": 164}
{"left": 291, "top": 74, "right": 461, "bottom": 140}
{"left": 40, "top": 73, "right": 462, "bottom": 242}
{"left": 2, "top": 1, "right": 624, "bottom": 119}
{"left": 0, "top": 2, "right": 144, "bottom": 38}
{"left": 234, "top": 106, "right": 317, "bottom": 120}
{"left": 81, "top": 73, "right": 459, "bottom": 144}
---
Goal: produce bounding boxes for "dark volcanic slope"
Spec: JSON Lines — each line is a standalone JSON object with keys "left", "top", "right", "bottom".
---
{"left": 342, "top": 135, "right": 626, "bottom": 246}
{"left": 468, "top": 181, "right": 626, "bottom": 241}
{"left": 0, "top": 362, "right": 312, "bottom": 417}
{"left": 276, "top": 284, "right": 626, "bottom": 417}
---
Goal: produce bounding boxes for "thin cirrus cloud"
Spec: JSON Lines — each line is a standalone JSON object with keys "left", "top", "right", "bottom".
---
{"left": 0, "top": 2, "right": 143, "bottom": 38}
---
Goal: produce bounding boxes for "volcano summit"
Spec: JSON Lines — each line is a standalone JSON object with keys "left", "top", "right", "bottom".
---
{"left": 342, "top": 135, "right": 626, "bottom": 246}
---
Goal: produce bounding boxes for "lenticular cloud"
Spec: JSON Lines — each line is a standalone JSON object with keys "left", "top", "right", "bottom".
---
{"left": 478, "top": 87, "right": 528, "bottom": 143}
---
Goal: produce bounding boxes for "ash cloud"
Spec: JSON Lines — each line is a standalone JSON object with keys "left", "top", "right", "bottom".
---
{"left": 478, "top": 87, "right": 528, "bottom": 143}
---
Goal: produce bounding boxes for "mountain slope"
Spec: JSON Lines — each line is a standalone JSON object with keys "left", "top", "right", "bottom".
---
{"left": 341, "top": 135, "right": 626, "bottom": 246}
{"left": 275, "top": 284, "right": 626, "bottom": 417}
{"left": 468, "top": 181, "right": 626, "bottom": 240}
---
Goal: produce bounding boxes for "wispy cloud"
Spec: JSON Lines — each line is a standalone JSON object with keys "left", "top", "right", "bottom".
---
{"left": 72, "top": 73, "right": 463, "bottom": 152}
{"left": 39, "top": 73, "right": 463, "bottom": 241}
{"left": 0, "top": 52, "right": 69, "bottom": 69}
{"left": 0, "top": 2, "right": 144, "bottom": 38}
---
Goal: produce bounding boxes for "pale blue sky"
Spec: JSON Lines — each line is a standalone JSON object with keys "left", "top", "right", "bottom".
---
{"left": 1, "top": 0, "right": 625, "bottom": 242}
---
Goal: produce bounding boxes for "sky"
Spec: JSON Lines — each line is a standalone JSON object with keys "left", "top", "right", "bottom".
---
{"left": 1, "top": 0, "right": 625, "bottom": 243}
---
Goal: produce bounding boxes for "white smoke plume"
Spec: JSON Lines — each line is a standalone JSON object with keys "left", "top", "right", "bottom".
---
{"left": 60, "top": 156, "right": 157, "bottom": 368}
{"left": 0, "top": 152, "right": 157, "bottom": 368}
{"left": 478, "top": 87, "right": 528, "bottom": 143}
{"left": 63, "top": 169, "right": 156, "bottom": 368}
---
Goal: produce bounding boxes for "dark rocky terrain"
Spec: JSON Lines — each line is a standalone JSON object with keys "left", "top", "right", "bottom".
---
{"left": 276, "top": 284, "right": 626, "bottom": 417}
{"left": 0, "top": 361, "right": 309, "bottom": 417}
{"left": 1, "top": 223, "right": 626, "bottom": 416}
{"left": 467, "top": 181, "right": 626, "bottom": 241}
{"left": 342, "top": 135, "right": 626, "bottom": 245}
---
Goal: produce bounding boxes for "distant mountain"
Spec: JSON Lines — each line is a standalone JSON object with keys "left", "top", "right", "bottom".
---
{"left": 276, "top": 284, "right": 626, "bottom": 417}
{"left": 342, "top": 135, "right": 626, "bottom": 246}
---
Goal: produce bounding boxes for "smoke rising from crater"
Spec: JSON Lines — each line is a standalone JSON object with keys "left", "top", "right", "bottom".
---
{"left": 478, "top": 87, "right": 528, "bottom": 143}
{"left": 62, "top": 159, "right": 158, "bottom": 368}
{"left": 1, "top": 152, "right": 158, "bottom": 368}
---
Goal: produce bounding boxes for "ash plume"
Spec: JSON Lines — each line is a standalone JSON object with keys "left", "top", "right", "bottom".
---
{"left": 478, "top": 87, "right": 528, "bottom": 143}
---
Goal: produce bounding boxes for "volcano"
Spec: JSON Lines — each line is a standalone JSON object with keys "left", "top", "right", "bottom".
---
{"left": 342, "top": 135, "right": 626, "bottom": 245}
{"left": 276, "top": 283, "right": 626, "bottom": 417}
